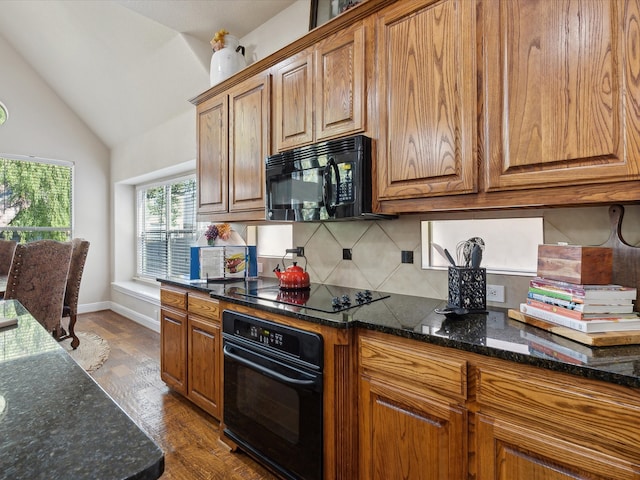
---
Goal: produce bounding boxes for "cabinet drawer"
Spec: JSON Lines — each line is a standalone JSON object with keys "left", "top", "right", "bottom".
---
{"left": 160, "top": 286, "right": 187, "bottom": 310}
{"left": 188, "top": 294, "right": 220, "bottom": 321}
{"left": 476, "top": 365, "right": 640, "bottom": 455}
{"left": 359, "top": 334, "right": 467, "bottom": 400}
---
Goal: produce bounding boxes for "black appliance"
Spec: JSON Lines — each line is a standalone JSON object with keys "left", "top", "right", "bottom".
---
{"left": 222, "top": 310, "right": 324, "bottom": 480}
{"left": 235, "top": 281, "right": 390, "bottom": 313}
{"left": 265, "top": 134, "right": 392, "bottom": 221}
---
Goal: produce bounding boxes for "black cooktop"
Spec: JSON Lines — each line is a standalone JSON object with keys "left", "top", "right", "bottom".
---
{"left": 230, "top": 281, "right": 390, "bottom": 313}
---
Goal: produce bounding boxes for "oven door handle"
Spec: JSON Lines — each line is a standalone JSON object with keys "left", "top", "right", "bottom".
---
{"left": 224, "top": 344, "right": 318, "bottom": 387}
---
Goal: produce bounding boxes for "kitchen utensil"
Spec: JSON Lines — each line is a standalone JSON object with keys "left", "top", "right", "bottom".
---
{"left": 435, "top": 306, "right": 469, "bottom": 316}
{"left": 470, "top": 243, "right": 482, "bottom": 268}
{"left": 444, "top": 248, "right": 457, "bottom": 267}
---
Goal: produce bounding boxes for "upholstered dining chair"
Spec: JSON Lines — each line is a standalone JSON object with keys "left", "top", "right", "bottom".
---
{"left": 59, "top": 238, "right": 90, "bottom": 349}
{"left": 0, "top": 239, "right": 17, "bottom": 277}
{"left": 4, "top": 240, "right": 72, "bottom": 340}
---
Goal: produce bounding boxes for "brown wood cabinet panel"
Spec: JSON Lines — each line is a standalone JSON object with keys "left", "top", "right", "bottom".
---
{"left": 475, "top": 362, "right": 640, "bottom": 463}
{"left": 187, "top": 294, "right": 220, "bottom": 321}
{"left": 272, "top": 23, "right": 367, "bottom": 152}
{"left": 196, "top": 94, "right": 228, "bottom": 214}
{"left": 482, "top": 0, "right": 640, "bottom": 191}
{"left": 376, "top": 0, "right": 477, "bottom": 200}
{"left": 160, "top": 306, "right": 187, "bottom": 395}
{"left": 358, "top": 331, "right": 467, "bottom": 480}
{"left": 476, "top": 413, "right": 639, "bottom": 480}
{"left": 360, "top": 379, "right": 467, "bottom": 480}
{"left": 187, "top": 315, "right": 221, "bottom": 418}
{"left": 273, "top": 51, "right": 314, "bottom": 150}
{"left": 315, "top": 23, "right": 366, "bottom": 141}
{"left": 228, "top": 74, "right": 269, "bottom": 214}
{"left": 359, "top": 333, "right": 467, "bottom": 400}
{"left": 160, "top": 286, "right": 187, "bottom": 311}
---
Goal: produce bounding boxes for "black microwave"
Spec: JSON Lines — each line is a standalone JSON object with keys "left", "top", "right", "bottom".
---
{"left": 266, "top": 135, "right": 390, "bottom": 221}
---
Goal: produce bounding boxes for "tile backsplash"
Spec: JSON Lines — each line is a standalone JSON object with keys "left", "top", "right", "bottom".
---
{"left": 252, "top": 205, "right": 640, "bottom": 309}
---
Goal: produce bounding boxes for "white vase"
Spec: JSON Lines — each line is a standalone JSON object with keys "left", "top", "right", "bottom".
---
{"left": 210, "top": 35, "right": 246, "bottom": 86}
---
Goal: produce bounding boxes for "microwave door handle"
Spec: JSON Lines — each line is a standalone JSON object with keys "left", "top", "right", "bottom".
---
{"left": 323, "top": 158, "right": 339, "bottom": 216}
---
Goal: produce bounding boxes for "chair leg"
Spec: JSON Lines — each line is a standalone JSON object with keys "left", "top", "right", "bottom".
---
{"left": 69, "top": 313, "right": 80, "bottom": 349}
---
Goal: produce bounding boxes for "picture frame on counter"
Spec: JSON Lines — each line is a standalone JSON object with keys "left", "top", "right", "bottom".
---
{"left": 309, "top": 0, "right": 361, "bottom": 29}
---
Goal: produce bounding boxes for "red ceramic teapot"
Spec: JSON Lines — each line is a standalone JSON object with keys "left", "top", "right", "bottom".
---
{"left": 273, "top": 256, "right": 310, "bottom": 290}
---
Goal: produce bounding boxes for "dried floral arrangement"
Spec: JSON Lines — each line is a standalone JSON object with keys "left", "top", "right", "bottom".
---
{"left": 210, "top": 29, "right": 229, "bottom": 52}
{"left": 205, "top": 223, "right": 232, "bottom": 242}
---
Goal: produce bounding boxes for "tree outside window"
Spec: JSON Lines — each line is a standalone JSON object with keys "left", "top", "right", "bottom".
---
{"left": 0, "top": 157, "right": 72, "bottom": 242}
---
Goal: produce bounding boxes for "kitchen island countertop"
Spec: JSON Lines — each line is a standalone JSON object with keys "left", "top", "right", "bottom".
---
{"left": 0, "top": 300, "right": 164, "bottom": 480}
{"left": 160, "top": 276, "right": 640, "bottom": 390}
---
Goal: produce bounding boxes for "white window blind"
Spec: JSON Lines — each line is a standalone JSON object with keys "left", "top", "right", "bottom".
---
{"left": 136, "top": 175, "right": 197, "bottom": 280}
{"left": 0, "top": 156, "right": 73, "bottom": 242}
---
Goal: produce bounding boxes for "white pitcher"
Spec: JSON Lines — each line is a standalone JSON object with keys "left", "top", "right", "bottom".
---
{"left": 210, "top": 35, "right": 246, "bottom": 86}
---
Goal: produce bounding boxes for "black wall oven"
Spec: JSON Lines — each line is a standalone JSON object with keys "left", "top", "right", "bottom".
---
{"left": 222, "top": 310, "right": 323, "bottom": 480}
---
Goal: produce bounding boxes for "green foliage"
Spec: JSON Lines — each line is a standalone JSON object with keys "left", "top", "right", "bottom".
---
{"left": 0, "top": 158, "right": 72, "bottom": 242}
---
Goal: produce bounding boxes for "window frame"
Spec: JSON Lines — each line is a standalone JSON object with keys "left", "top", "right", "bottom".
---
{"left": 135, "top": 173, "right": 197, "bottom": 281}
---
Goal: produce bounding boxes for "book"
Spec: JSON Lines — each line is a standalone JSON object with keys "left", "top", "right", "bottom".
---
{"left": 529, "top": 277, "right": 637, "bottom": 301}
{"left": 519, "top": 303, "right": 640, "bottom": 333}
{"left": 526, "top": 294, "right": 635, "bottom": 314}
{"left": 525, "top": 298, "right": 639, "bottom": 320}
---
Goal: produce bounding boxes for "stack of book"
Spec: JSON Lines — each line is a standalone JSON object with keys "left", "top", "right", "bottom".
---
{"left": 520, "top": 277, "right": 639, "bottom": 333}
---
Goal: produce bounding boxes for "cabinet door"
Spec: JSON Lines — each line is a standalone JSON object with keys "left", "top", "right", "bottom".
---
{"left": 229, "top": 73, "right": 270, "bottom": 215}
{"left": 359, "top": 378, "right": 467, "bottom": 480}
{"left": 160, "top": 306, "right": 187, "bottom": 395}
{"left": 376, "top": 0, "right": 477, "bottom": 200}
{"left": 273, "top": 50, "right": 314, "bottom": 151}
{"left": 315, "top": 22, "right": 366, "bottom": 141}
{"left": 476, "top": 413, "right": 637, "bottom": 480}
{"left": 197, "top": 94, "right": 228, "bottom": 214}
{"left": 187, "top": 315, "right": 220, "bottom": 419}
{"left": 483, "top": 0, "right": 640, "bottom": 191}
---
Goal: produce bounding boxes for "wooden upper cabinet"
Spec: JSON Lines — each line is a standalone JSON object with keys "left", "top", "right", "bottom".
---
{"left": 197, "top": 94, "right": 228, "bottom": 215}
{"left": 273, "top": 50, "right": 314, "bottom": 150}
{"left": 273, "top": 22, "right": 366, "bottom": 151}
{"left": 228, "top": 73, "right": 270, "bottom": 214}
{"left": 376, "top": 0, "right": 477, "bottom": 201}
{"left": 483, "top": 0, "right": 640, "bottom": 191}
{"left": 196, "top": 73, "right": 268, "bottom": 220}
{"left": 315, "top": 23, "right": 366, "bottom": 141}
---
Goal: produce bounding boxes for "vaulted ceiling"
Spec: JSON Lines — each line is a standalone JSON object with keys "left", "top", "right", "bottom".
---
{"left": 0, "top": 0, "right": 297, "bottom": 148}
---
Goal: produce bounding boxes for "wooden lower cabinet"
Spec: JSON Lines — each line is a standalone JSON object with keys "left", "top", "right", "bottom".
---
{"left": 358, "top": 330, "right": 468, "bottom": 480}
{"left": 357, "top": 329, "right": 640, "bottom": 480}
{"left": 160, "top": 305, "right": 187, "bottom": 395}
{"left": 160, "top": 286, "right": 221, "bottom": 419}
{"left": 187, "top": 314, "right": 220, "bottom": 418}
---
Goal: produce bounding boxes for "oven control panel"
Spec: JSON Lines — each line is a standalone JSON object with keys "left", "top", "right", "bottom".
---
{"left": 222, "top": 311, "right": 323, "bottom": 368}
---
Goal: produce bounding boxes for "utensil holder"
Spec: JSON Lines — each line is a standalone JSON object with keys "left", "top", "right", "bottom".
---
{"left": 448, "top": 266, "right": 487, "bottom": 313}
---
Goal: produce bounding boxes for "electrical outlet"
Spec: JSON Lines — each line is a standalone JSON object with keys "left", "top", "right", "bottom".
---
{"left": 487, "top": 284, "right": 505, "bottom": 303}
{"left": 257, "top": 262, "right": 263, "bottom": 273}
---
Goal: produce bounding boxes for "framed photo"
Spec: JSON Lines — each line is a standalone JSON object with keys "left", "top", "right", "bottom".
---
{"left": 309, "top": 0, "right": 361, "bottom": 29}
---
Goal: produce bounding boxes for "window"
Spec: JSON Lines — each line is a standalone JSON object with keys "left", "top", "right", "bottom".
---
{"left": 136, "top": 175, "right": 197, "bottom": 280}
{"left": 0, "top": 156, "right": 73, "bottom": 241}
{"left": 421, "top": 217, "right": 544, "bottom": 275}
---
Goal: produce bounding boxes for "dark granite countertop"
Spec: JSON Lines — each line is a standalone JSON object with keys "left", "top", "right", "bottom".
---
{"left": 0, "top": 300, "right": 164, "bottom": 480}
{"left": 160, "top": 277, "right": 640, "bottom": 390}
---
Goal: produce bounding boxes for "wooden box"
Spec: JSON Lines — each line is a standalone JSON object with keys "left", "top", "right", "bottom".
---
{"left": 537, "top": 244, "right": 613, "bottom": 285}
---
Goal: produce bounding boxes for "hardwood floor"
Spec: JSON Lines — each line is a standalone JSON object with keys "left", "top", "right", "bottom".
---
{"left": 77, "top": 310, "right": 278, "bottom": 480}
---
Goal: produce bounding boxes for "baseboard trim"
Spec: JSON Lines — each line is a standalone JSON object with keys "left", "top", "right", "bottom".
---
{"left": 109, "top": 302, "right": 160, "bottom": 333}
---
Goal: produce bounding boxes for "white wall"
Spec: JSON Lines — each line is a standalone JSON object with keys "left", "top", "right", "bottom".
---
{"left": 108, "top": 1, "right": 313, "bottom": 329}
{"left": 0, "top": 35, "right": 111, "bottom": 309}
